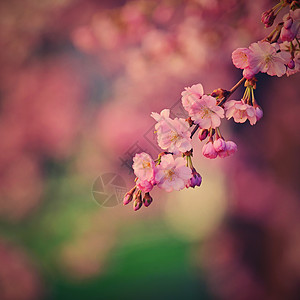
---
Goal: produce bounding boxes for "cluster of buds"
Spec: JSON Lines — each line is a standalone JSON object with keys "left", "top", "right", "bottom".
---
{"left": 123, "top": 187, "right": 153, "bottom": 211}
{"left": 123, "top": 0, "right": 299, "bottom": 211}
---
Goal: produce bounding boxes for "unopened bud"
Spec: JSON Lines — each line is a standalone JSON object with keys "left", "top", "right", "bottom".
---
{"left": 198, "top": 129, "right": 208, "bottom": 141}
{"left": 133, "top": 192, "right": 143, "bottom": 211}
{"left": 213, "top": 138, "right": 226, "bottom": 152}
{"left": 123, "top": 187, "right": 136, "bottom": 205}
{"left": 261, "top": 9, "right": 276, "bottom": 28}
{"left": 202, "top": 142, "right": 218, "bottom": 159}
{"left": 186, "top": 167, "right": 202, "bottom": 188}
{"left": 143, "top": 192, "right": 153, "bottom": 207}
{"left": 288, "top": 59, "right": 295, "bottom": 69}
{"left": 284, "top": 17, "right": 293, "bottom": 29}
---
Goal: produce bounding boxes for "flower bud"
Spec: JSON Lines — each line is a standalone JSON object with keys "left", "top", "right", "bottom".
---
{"left": 198, "top": 129, "right": 209, "bottom": 141}
{"left": 202, "top": 142, "right": 218, "bottom": 159}
{"left": 213, "top": 138, "right": 226, "bottom": 152}
{"left": 123, "top": 187, "right": 136, "bottom": 205}
{"left": 186, "top": 167, "right": 202, "bottom": 188}
{"left": 218, "top": 141, "right": 238, "bottom": 158}
{"left": 143, "top": 192, "right": 153, "bottom": 207}
{"left": 123, "top": 193, "right": 132, "bottom": 205}
{"left": 133, "top": 192, "right": 143, "bottom": 211}
{"left": 261, "top": 9, "right": 276, "bottom": 28}
{"left": 284, "top": 18, "right": 293, "bottom": 29}
{"left": 288, "top": 59, "right": 295, "bottom": 69}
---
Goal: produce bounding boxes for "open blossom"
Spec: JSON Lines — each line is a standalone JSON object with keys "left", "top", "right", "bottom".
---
{"left": 280, "top": 10, "right": 300, "bottom": 42}
{"left": 181, "top": 83, "right": 204, "bottom": 112}
{"left": 248, "top": 41, "right": 290, "bottom": 77}
{"left": 232, "top": 47, "right": 259, "bottom": 79}
{"left": 232, "top": 48, "right": 253, "bottom": 69}
{"left": 155, "top": 154, "right": 192, "bottom": 192}
{"left": 189, "top": 95, "right": 224, "bottom": 129}
{"left": 225, "top": 100, "right": 257, "bottom": 125}
{"left": 132, "top": 152, "right": 155, "bottom": 181}
{"left": 151, "top": 109, "right": 192, "bottom": 154}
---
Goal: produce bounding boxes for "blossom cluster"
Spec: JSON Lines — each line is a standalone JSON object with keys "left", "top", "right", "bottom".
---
{"left": 124, "top": 0, "right": 300, "bottom": 211}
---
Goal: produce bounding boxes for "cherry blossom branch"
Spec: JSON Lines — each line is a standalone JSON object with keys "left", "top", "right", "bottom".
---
{"left": 123, "top": 0, "right": 300, "bottom": 211}
{"left": 190, "top": 124, "right": 199, "bottom": 138}
{"left": 216, "top": 77, "right": 246, "bottom": 106}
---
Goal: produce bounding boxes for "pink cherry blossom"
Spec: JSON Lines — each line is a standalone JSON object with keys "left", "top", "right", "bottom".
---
{"left": 225, "top": 100, "right": 257, "bottom": 125}
{"left": 218, "top": 140, "right": 238, "bottom": 158}
{"left": 181, "top": 83, "right": 204, "bottom": 112}
{"left": 151, "top": 109, "right": 192, "bottom": 154}
{"left": 202, "top": 141, "right": 218, "bottom": 159}
{"left": 155, "top": 154, "right": 192, "bottom": 192}
{"left": 232, "top": 48, "right": 252, "bottom": 69}
{"left": 248, "top": 41, "right": 290, "bottom": 77}
{"left": 189, "top": 95, "right": 224, "bottom": 129}
{"left": 232, "top": 47, "right": 259, "bottom": 78}
{"left": 132, "top": 152, "right": 155, "bottom": 181}
{"left": 151, "top": 108, "right": 171, "bottom": 123}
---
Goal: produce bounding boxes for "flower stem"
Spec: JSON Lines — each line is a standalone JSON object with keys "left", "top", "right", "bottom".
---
{"left": 190, "top": 124, "right": 199, "bottom": 138}
{"left": 218, "top": 77, "right": 246, "bottom": 106}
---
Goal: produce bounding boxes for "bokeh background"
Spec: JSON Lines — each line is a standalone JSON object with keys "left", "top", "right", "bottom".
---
{"left": 1, "top": 0, "right": 300, "bottom": 299}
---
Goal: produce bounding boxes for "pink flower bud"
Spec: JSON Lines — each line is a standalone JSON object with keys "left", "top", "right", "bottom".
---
{"left": 218, "top": 141, "right": 238, "bottom": 158}
{"left": 202, "top": 142, "right": 218, "bottom": 159}
{"left": 288, "top": 59, "right": 295, "bottom": 69}
{"left": 243, "top": 67, "right": 256, "bottom": 80}
{"left": 143, "top": 192, "right": 153, "bottom": 207}
{"left": 198, "top": 129, "right": 209, "bottom": 141}
{"left": 226, "top": 141, "right": 238, "bottom": 155}
{"left": 123, "top": 187, "right": 136, "bottom": 205}
{"left": 213, "top": 138, "right": 226, "bottom": 152}
{"left": 284, "top": 18, "right": 293, "bottom": 29}
{"left": 123, "top": 193, "right": 132, "bottom": 205}
{"left": 133, "top": 192, "right": 143, "bottom": 211}
{"left": 261, "top": 9, "right": 276, "bottom": 28}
